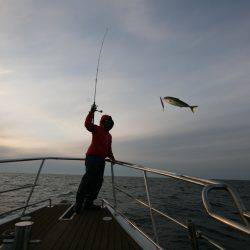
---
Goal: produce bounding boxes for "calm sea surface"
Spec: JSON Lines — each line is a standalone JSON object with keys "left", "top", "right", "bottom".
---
{"left": 0, "top": 172, "right": 250, "bottom": 249}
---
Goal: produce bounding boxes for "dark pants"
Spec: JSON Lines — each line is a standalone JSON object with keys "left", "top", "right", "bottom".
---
{"left": 76, "top": 155, "right": 105, "bottom": 206}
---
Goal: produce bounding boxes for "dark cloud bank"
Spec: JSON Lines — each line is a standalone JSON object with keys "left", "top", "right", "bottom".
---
{"left": 114, "top": 111, "right": 250, "bottom": 179}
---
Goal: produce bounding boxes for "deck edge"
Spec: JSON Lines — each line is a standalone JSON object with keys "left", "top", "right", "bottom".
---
{"left": 104, "top": 201, "right": 163, "bottom": 250}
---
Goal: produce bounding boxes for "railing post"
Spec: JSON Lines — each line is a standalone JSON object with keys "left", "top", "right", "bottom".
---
{"left": 111, "top": 162, "right": 117, "bottom": 210}
{"left": 143, "top": 171, "right": 159, "bottom": 245}
{"left": 187, "top": 220, "right": 199, "bottom": 250}
{"left": 22, "top": 159, "right": 45, "bottom": 216}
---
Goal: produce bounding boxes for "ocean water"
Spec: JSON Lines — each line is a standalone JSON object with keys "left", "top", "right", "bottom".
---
{"left": 0, "top": 172, "right": 250, "bottom": 249}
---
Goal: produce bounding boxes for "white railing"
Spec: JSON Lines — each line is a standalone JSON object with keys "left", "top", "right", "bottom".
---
{"left": 0, "top": 157, "right": 249, "bottom": 250}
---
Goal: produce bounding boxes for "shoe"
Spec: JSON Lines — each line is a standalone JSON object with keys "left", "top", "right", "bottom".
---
{"left": 74, "top": 203, "right": 82, "bottom": 214}
{"left": 83, "top": 203, "right": 102, "bottom": 211}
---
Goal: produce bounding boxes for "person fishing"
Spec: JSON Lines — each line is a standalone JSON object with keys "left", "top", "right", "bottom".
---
{"left": 74, "top": 103, "right": 115, "bottom": 213}
{"left": 74, "top": 29, "right": 112, "bottom": 213}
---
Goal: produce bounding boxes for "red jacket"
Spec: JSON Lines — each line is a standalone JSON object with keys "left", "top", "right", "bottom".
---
{"left": 85, "top": 112, "right": 114, "bottom": 160}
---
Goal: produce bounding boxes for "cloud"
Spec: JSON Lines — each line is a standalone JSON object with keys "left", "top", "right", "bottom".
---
{"left": 0, "top": 69, "right": 12, "bottom": 75}
{"left": 0, "top": 0, "right": 250, "bottom": 179}
{"left": 112, "top": 110, "right": 250, "bottom": 179}
{"left": 0, "top": 90, "right": 6, "bottom": 96}
{"left": 108, "top": 0, "right": 168, "bottom": 42}
{"left": 0, "top": 145, "right": 20, "bottom": 158}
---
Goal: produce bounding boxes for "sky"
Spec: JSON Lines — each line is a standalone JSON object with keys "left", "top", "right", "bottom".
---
{"left": 0, "top": 0, "right": 250, "bottom": 178}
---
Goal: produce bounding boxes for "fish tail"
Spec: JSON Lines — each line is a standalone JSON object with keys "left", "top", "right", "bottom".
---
{"left": 190, "top": 106, "right": 198, "bottom": 113}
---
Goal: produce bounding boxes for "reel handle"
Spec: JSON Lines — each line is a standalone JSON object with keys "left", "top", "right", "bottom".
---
{"left": 91, "top": 103, "right": 102, "bottom": 113}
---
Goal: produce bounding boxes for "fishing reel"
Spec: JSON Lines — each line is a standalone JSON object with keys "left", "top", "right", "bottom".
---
{"left": 91, "top": 103, "right": 103, "bottom": 113}
{"left": 95, "top": 109, "right": 103, "bottom": 113}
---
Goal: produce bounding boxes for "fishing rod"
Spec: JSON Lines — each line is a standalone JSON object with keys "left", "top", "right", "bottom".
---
{"left": 92, "top": 28, "right": 109, "bottom": 120}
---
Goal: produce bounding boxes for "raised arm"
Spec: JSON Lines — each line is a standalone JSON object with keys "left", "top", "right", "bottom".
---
{"left": 84, "top": 104, "right": 97, "bottom": 132}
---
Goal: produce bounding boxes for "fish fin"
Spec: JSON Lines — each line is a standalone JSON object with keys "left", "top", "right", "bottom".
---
{"left": 190, "top": 106, "right": 198, "bottom": 113}
{"left": 160, "top": 97, "right": 164, "bottom": 111}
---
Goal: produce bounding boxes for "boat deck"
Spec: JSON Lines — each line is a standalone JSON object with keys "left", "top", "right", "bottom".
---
{"left": 0, "top": 204, "right": 142, "bottom": 250}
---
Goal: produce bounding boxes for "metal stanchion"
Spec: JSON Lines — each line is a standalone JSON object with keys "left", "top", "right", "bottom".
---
{"left": 187, "top": 220, "right": 199, "bottom": 250}
{"left": 143, "top": 171, "right": 159, "bottom": 245}
{"left": 111, "top": 162, "right": 117, "bottom": 210}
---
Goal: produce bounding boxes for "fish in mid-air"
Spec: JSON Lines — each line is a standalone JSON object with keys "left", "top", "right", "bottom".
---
{"left": 160, "top": 96, "right": 198, "bottom": 113}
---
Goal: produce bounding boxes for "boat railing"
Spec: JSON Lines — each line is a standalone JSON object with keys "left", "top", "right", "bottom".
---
{"left": 0, "top": 157, "right": 84, "bottom": 218}
{"left": 108, "top": 160, "right": 250, "bottom": 249}
{"left": 0, "top": 199, "right": 52, "bottom": 218}
{"left": 0, "top": 157, "right": 250, "bottom": 250}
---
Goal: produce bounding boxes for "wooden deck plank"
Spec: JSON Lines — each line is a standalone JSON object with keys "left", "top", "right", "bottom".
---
{"left": 67, "top": 213, "right": 90, "bottom": 250}
{"left": 81, "top": 210, "right": 104, "bottom": 249}
{"left": 0, "top": 204, "right": 67, "bottom": 245}
{"left": 0, "top": 204, "right": 142, "bottom": 250}
{"left": 101, "top": 217, "right": 112, "bottom": 250}
{"left": 91, "top": 211, "right": 112, "bottom": 250}
{"left": 52, "top": 210, "right": 84, "bottom": 250}
{"left": 71, "top": 210, "right": 99, "bottom": 250}
{"left": 35, "top": 206, "right": 72, "bottom": 250}
{"left": 113, "top": 218, "right": 123, "bottom": 250}
{"left": 106, "top": 215, "right": 115, "bottom": 250}
{"left": 32, "top": 205, "right": 69, "bottom": 240}
{"left": 120, "top": 227, "right": 129, "bottom": 250}
{"left": 64, "top": 216, "right": 85, "bottom": 250}
{"left": 37, "top": 221, "right": 68, "bottom": 250}
{"left": 87, "top": 210, "right": 104, "bottom": 250}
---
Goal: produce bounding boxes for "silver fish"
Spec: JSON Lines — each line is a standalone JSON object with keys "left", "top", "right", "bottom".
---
{"left": 160, "top": 96, "right": 198, "bottom": 113}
